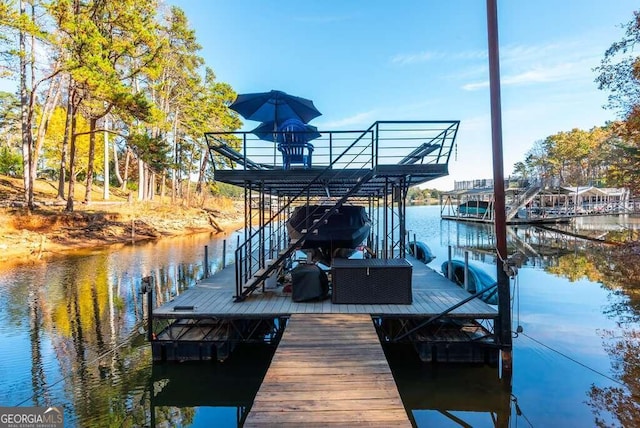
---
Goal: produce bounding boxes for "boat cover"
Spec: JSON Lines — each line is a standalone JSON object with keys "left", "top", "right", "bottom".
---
{"left": 291, "top": 263, "right": 329, "bottom": 302}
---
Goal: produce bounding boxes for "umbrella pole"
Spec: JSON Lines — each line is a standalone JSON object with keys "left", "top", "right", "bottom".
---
{"left": 273, "top": 121, "right": 277, "bottom": 166}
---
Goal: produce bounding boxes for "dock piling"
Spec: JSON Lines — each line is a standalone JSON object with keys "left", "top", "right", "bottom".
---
{"left": 222, "top": 240, "right": 227, "bottom": 267}
{"left": 204, "top": 245, "right": 209, "bottom": 278}
{"left": 141, "top": 276, "right": 153, "bottom": 342}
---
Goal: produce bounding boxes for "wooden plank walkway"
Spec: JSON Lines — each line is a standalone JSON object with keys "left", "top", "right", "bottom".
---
{"left": 244, "top": 314, "right": 411, "bottom": 427}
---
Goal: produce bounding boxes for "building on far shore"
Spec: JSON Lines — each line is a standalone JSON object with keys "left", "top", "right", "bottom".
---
{"left": 440, "top": 178, "right": 636, "bottom": 223}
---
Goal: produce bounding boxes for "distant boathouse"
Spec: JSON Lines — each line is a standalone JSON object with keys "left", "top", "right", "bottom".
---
{"left": 441, "top": 178, "right": 635, "bottom": 224}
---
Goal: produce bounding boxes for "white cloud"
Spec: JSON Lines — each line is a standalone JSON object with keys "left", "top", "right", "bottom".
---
{"left": 391, "top": 51, "right": 440, "bottom": 65}
{"left": 462, "top": 49, "right": 601, "bottom": 91}
{"left": 462, "top": 64, "right": 579, "bottom": 91}
{"left": 392, "top": 39, "right": 604, "bottom": 92}
{"left": 390, "top": 49, "right": 486, "bottom": 66}
{"left": 320, "top": 111, "right": 376, "bottom": 128}
{"left": 462, "top": 80, "right": 489, "bottom": 91}
{"left": 500, "top": 42, "right": 570, "bottom": 65}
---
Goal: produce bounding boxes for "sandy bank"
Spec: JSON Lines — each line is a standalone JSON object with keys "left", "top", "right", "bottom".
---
{"left": 0, "top": 202, "right": 245, "bottom": 269}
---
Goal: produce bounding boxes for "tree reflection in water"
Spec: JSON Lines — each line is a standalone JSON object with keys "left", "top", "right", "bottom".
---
{"left": 588, "top": 329, "right": 640, "bottom": 428}
{"left": 545, "top": 241, "right": 640, "bottom": 427}
{"left": 443, "top": 217, "right": 640, "bottom": 427}
{"left": 0, "top": 232, "right": 237, "bottom": 426}
{"left": 5, "top": 213, "right": 640, "bottom": 426}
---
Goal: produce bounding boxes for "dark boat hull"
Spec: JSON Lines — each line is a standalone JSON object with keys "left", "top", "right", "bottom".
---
{"left": 286, "top": 205, "right": 371, "bottom": 251}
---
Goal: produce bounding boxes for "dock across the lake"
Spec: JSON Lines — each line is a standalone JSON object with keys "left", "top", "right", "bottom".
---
{"left": 244, "top": 313, "right": 412, "bottom": 427}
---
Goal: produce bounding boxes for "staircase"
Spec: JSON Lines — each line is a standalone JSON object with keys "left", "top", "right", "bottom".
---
{"left": 204, "top": 120, "right": 460, "bottom": 302}
{"left": 506, "top": 183, "right": 541, "bottom": 221}
{"left": 233, "top": 131, "right": 376, "bottom": 301}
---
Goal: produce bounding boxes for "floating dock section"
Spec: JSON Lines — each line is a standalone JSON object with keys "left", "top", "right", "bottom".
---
{"left": 150, "top": 256, "right": 499, "bottom": 364}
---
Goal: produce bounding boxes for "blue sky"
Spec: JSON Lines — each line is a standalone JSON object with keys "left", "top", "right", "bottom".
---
{"left": 1, "top": 2, "right": 634, "bottom": 190}
{"left": 170, "top": 0, "right": 637, "bottom": 190}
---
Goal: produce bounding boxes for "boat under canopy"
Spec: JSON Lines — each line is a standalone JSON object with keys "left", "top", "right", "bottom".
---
{"left": 286, "top": 205, "right": 371, "bottom": 258}
{"left": 458, "top": 200, "right": 490, "bottom": 216}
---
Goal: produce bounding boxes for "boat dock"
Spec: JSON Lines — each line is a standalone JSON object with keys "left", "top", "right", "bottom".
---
{"left": 145, "top": 119, "right": 513, "bottom": 423}
{"left": 440, "top": 179, "right": 632, "bottom": 224}
{"left": 244, "top": 313, "right": 411, "bottom": 427}
{"left": 150, "top": 255, "right": 499, "bottom": 363}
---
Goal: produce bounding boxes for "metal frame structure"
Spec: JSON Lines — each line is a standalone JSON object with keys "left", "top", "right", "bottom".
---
{"left": 149, "top": 120, "right": 513, "bottom": 365}
{"left": 205, "top": 120, "right": 460, "bottom": 300}
{"left": 152, "top": 316, "right": 287, "bottom": 362}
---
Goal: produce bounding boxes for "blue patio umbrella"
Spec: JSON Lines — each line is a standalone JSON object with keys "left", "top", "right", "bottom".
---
{"left": 229, "top": 90, "right": 322, "bottom": 125}
{"left": 252, "top": 120, "right": 321, "bottom": 143}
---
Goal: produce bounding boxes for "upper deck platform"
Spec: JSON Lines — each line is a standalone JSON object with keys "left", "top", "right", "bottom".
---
{"left": 205, "top": 120, "right": 459, "bottom": 197}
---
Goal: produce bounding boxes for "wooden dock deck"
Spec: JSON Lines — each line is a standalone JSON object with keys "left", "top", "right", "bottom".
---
{"left": 152, "top": 256, "right": 498, "bottom": 319}
{"left": 244, "top": 314, "right": 412, "bottom": 427}
{"left": 151, "top": 255, "right": 499, "bottom": 363}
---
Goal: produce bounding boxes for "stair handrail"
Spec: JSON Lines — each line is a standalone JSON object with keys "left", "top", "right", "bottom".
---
{"left": 506, "top": 183, "right": 542, "bottom": 220}
{"left": 235, "top": 171, "right": 375, "bottom": 300}
{"left": 231, "top": 120, "right": 459, "bottom": 300}
{"left": 234, "top": 125, "right": 378, "bottom": 299}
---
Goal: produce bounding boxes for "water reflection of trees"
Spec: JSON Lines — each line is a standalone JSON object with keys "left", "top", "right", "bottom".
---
{"left": 582, "top": 243, "right": 640, "bottom": 428}
{"left": 545, "top": 242, "right": 640, "bottom": 318}
{"left": 14, "top": 242, "right": 212, "bottom": 425}
{"left": 588, "top": 329, "right": 640, "bottom": 428}
{"left": 51, "top": 252, "right": 203, "bottom": 426}
{"left": 518, "top": 237, "right": 640, "bottom": 427}
{"left": 543, "top": 241, "right": 640, "bottom": 427}
{"left": 546, "top": 251, "right": 605, "bottom": 283}
{"left": 446, "top": 220, "right": 640, "bottom": 427}
{"left": 444, "top": 222, "right": 600, "bottom": 269}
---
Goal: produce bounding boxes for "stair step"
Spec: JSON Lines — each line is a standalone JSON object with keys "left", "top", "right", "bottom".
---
{"left": 254, "top": 267, "right": 274, "bottom": 278}
{"left": 242, "top": 278, "right": 259, "bottom": 289}
{"left": 279, "top": 243, "right": 298, "bottom": 256}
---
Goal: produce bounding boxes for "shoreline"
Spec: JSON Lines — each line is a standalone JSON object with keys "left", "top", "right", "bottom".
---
{"left": 0, "top": 203, "right": 245, "bottom": 271}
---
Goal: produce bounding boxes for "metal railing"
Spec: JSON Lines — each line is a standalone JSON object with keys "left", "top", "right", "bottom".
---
{"left": 204, "top": 120, "right": 458, "bottom": 171}
{"left": 232, "top": 128, "right": 377, "bottom": 300}
{"left": 204, "top": 120, "right": 460, "bottom": 300}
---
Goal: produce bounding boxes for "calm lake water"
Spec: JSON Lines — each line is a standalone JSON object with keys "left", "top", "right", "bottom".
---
{"left": 0, "top": 205, "right": 638, "bottom": 427}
